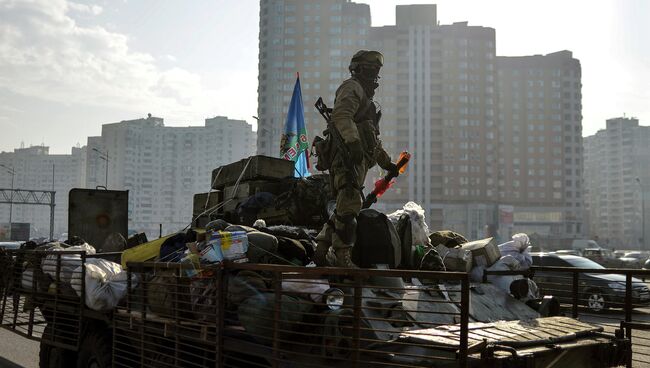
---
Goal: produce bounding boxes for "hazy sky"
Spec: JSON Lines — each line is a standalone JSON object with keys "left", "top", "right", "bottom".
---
{"left": 0, "top": 0, "right": 647, "bottom": 153}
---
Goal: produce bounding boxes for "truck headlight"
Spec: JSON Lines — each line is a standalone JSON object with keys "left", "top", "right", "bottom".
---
{"left": 323, "top": 288, "right": 345, "bottom": 310}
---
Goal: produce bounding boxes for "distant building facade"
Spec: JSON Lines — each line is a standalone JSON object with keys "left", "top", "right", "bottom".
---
{"left": 87, "top": 115, "right": 256, "bottom": 239}
{"left": 584, "top": 117, "right": 650, "bottom": 249}
{"left": 0, "top": 145, "right": 86, "bottom": 239}
{"left": 497, "top": 51, "right": 584, "bottom": 245}
{"left": 369, "top": 5, "right": 499, "bottom": 239}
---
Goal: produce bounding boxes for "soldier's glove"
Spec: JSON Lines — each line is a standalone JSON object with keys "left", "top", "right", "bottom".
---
{"left": 347, "top": 140, "right": 364, "bottom": 164}
{"left": 385, "top": 162, "right": 399, "bottom": 177}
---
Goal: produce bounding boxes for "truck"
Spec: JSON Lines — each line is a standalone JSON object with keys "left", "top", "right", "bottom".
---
{"left": 0, "top": 157, "right": 632, "bottom": 367}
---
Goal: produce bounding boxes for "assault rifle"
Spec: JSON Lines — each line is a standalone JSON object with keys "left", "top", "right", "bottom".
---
{"left": 314, "top": 97, "right": 363, "bottom": 196}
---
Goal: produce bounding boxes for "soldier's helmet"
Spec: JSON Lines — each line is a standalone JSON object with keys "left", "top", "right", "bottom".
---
{"left": 349, "top": 50, "right": 384, "bottom": 72}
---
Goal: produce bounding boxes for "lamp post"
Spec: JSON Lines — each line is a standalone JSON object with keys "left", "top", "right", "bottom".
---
{"left": 0, "top": 164, "right": 15, "bottom": 239}
{"left": 92, "top": 148, "right": 109, "bottom": 188}
{"left": 637, "top": 178, "right": 645, "bottom": 250}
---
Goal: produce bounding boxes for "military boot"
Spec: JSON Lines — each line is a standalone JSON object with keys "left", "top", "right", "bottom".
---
{"left": 335, "top": 247, "right": 358, "bottom": 268}
{"left": 314, "top": 223, "right": 334, "bottom": 266}
{"left": 313, "top": 241, "right": 330, "bottom": 266}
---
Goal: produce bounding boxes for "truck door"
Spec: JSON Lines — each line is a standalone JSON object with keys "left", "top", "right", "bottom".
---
{"left": 68, "top": 188, "right": 128, "bottom": 252}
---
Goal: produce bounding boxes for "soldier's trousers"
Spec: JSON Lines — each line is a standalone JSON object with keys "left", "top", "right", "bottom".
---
{"left": 316, "top": 158, "right": 368, "bottom": 251}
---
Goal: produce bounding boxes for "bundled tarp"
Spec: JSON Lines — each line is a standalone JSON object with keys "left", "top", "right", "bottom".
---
{"left": 482, "top": 256, "right": 539, "bottom": 301}
{"left": 429, "top": 230, "right": 468, "bottom": 249}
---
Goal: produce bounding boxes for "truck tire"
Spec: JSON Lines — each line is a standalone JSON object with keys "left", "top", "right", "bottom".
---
{"left": 76, "top": 329, "right": 112, "bottom": 368}
{"left": 39, "top": 341, "right": 74, "bottom": 368}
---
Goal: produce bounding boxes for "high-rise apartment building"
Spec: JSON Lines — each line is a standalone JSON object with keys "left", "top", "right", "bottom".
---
{"left": 370, "top": 5, "right": 498, "bottom": 239}
{"left": 497, "top": 51, "right": 584, "bottom": 244}
{"left": 584, "top": 117, "right": 650, "bottom": 249}
{"left": 0, "top": 145, "right": 86, "bottom": 239}
{"left": 87, "top": 115, "right": 256, "bottom": 238}
{"left": 257, "top": 1, "right": 583, "bottom": 244}
{"left": 257, "top": 0, "right": 371, "bottom": 157}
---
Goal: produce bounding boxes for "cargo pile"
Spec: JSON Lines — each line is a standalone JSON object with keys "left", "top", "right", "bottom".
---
{"left": 17, "top": 238, "right": 135, "bottom": 312}
{"left": 15, "top": 155, "right": 539, "bottom": 318}
{"left": 195, "top": 155, "right": 334, "bottom": 228}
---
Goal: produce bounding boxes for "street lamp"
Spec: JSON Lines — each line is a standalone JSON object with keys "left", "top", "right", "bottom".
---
{"left": 0, "top": 163, "right": 15, "bottom": 238}
{"left": 92, "top": 148, "right": 109, "bottom": 188}
{"left": 637, "top": 178, "right": 645, "bottom": 250}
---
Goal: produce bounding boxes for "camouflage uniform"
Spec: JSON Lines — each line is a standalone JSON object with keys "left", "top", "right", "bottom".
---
{"left": 315, "top": 51, "right": 395, "bottom": 267}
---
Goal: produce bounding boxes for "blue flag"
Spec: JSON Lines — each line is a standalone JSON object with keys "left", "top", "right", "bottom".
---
{"left": 280, "top": 74, "right": 310, "bottom": 178}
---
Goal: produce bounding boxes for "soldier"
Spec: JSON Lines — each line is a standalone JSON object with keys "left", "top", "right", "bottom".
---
{"left": 315, "top": 50, "right": 398, "bottom": 268}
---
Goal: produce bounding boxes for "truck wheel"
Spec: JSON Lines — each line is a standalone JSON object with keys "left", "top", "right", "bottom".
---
{"left": 39, "top": 341, "right": 74, "bottom": 368}
{"left": 76, "top": 329, "right": 112, "bottom": 368}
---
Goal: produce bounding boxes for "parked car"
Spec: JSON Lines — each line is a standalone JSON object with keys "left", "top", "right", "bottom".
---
{"left": 532, "top": 253, "right": 650, "bottom": 312}
{"left": 580, "top": 248, "right": 630, "bottom": 268}
{"left": 0, "top": 241, "right": 21, "bottom": 250}
{"left": 619, "top": 251, "right": 648, "bottom": 268}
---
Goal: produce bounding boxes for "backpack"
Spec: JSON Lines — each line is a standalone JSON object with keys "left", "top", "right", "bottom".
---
{"left": 395, "top": 213, "right": 414, "bottom": 268}
{"left": 352, "top": 209, "right": 401, "bottom": 268}
{"left": 311, "top": 87, "right": 374, "bottom": 172}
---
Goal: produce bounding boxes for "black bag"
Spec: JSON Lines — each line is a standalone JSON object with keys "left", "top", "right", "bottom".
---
{"left": 352, "top": 209, "right": 401, "bottom": 268}
{"left": 395, "top": 213, "right": 414, "bottom": 269}
{"left": 312, "top": 134, "right": 334, "bottom": 171}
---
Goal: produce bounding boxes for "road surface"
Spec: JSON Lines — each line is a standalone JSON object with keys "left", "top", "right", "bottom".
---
{"left": 0, "top": 328, "right": 38, "bottom": 368}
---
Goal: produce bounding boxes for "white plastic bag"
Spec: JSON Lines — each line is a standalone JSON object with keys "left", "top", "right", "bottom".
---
{"left": 70, "top": 258, "right": 134, "bottom": 311}
{"left": 497, "top": 233, "right": 532, "bottom": 269}
{"left": 41, "top": 243, "right": 96, "bottom": 283}
{"left": 387, "top": 201, "right": 430, "bottom": 247}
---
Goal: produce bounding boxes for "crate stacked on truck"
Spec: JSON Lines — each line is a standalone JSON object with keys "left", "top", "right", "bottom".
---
{"left": 0, "top": 155, "right": 635, "bottom": 368}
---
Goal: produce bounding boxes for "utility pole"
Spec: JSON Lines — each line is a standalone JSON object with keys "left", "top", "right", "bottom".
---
{"left": 0, "top": 164, "right": 15, "bottom": 239}
{"left": 92, "top": 148, "right": 110, "bottom": 188}
{"left": 637, "top": 178, "right": 645, "bottom": 250}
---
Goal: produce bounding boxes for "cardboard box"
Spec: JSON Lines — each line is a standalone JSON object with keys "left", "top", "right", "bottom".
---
{"left": 461, "top": 237, "right": 501, "bottom": 268}
{"left": 211, "top": 155, "right": 295, "bottom": 189}
{"left": 435, "top": 244, "right": 473, "bottom": 272}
